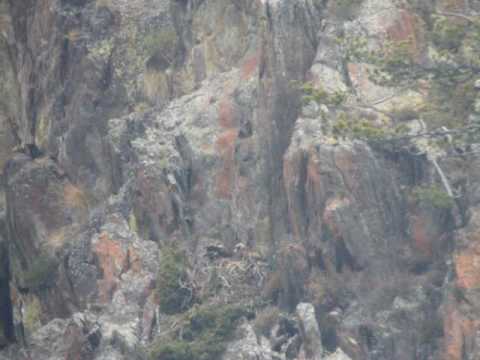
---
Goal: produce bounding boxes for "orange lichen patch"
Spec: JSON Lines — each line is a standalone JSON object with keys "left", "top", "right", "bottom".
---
{"left": 218, "top": 98, "right": 235, "bottom": 128}
{"left": 410, "top": 215, "right": 433, "bottom": 257}
{"left": 94, "top": 232, "right": 127, "bottom": 303}
{"left": 127, "top": 246, "right": 142, "bottom": 273}
{"left": 454, "top": 239, "right": 480, "bottom": 290}
{"left": 215, "top": 129, "right": 238, "bottom": 198}
{"left": 241, "top": 54, "right": 259, "bottom": 80}
{"left": 323, "top": 197, "right": 350, "bottom": 239}
{"left": 386, "top": 10, "right": 423, "bottom": 59}
{"left": 64, "top": 183, "right": 89, "bottom": 210}
{"left": 443, "top": 305, "right": 479, "bottom": 360}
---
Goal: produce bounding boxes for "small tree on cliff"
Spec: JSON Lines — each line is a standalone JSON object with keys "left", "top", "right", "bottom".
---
{"left": 341, "top": 9, "right": 480, "bottom": 145}
{"left": 302, "top": 9, "right": 480, "bottom": 200}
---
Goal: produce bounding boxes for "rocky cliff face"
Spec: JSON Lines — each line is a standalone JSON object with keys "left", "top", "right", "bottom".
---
{"left": 0, "top": 0, "right": 479, "bottom": 359}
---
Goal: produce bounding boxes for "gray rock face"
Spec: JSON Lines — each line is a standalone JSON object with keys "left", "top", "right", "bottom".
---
{"left": 0, "top": 0, "right": 478, "bottom": 359}
{"left": 324, "top": 349, "right": 352, "bottom": 360}
{"left": 296, "top": 303, "right": 323, "bottom": 360}
{"left": 222, "top": 323, "right": 273, "bottom": 360}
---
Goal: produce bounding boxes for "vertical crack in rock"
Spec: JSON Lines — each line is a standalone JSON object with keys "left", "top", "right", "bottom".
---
{"left": 1, "top": 0, "right": 480, "bottom": 359}
{"left": 0, "top": 237, "right": 14, "bottom": 347}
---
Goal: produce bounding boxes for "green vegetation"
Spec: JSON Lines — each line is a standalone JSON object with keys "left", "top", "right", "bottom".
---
{"left": 149, "top": 304, "right": 249, "bottom": 360}
{"left": 156, "top": 246, "right": 194, "bottom": 315}
{"left": 22, "top": 255, "right": 58, "bottom": 291}
{"left": 412, "top": 185, "right": 455, "bottom": 209}
{"left": 300, "top": 83, "right": 347, "bottom": 107}
{"left": 331, "top": 112, "right": 410, "bottom": 143}
{"left": 144, "top": 30, "right": 178, "bottom": 69}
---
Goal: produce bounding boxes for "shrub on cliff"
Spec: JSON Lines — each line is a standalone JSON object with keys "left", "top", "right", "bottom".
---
{"left": 149, "top": 304, "right": 249, "bottom": 360}
{"left": 156, "top": 246, "right": 194, "bottom": 314}
{"left": 21, "top": 254, "right": 58, "bottom": 291}
{"left": 413, "top": 185, "right": 455, "bottom": 209}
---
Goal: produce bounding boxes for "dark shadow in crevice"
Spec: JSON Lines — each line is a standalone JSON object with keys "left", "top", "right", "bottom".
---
{"left": 335, "top": 238, "right": 358, "bottom": 273}
{"left": 0, "top": 239, "right": 15, "bottom": 346}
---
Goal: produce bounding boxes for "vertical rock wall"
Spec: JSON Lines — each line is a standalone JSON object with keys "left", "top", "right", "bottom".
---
{"left": 0, "top": 0, "right": 478, "bottom": 359}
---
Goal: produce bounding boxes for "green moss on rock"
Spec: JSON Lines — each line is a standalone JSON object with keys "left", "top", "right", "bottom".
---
{"left": 156, "top": 246, "right": 194, "bottom": 315}
{"left": 149, "top": 304, "right": 249, "bottom": 360}
{"left": 21, "top": 255, "right": 58, "bottom": 291}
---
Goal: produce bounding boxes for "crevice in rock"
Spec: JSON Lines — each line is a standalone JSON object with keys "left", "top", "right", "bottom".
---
{"left": 0, "top": 217, "right": 14, "bottom": 346}
{"left": 335, "top": 237, "right": 358, "bottom": 273}
{"left": 359, "top": 325, "right": 377, "bottom": 351}
{"left": 321, "top": 326, "right": 337, "bottom": 352}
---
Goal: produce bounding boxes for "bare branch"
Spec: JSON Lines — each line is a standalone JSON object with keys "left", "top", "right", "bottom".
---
{"left": 382, "top": 124, "right": 480, "bottom": 143}
{"left": 431, "top": 157, "right": 456, "bottom": 198}
{"left": 436, "top": 11, "right": 479, "bottom": 23}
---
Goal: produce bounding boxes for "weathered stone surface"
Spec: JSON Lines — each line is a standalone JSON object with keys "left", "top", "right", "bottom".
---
{"left": 0, "top": 0, "right": 479, "bottom": 359}
{"left": 296, "top": 303, "right": 323, "bottom": 360}
{"left": 223, "top": 323, "right": 273, "bottom": 360}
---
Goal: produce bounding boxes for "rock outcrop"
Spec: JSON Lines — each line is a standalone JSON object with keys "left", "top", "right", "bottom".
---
{"left": 0, "top": 0, "right": 478, "bottom": 359}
